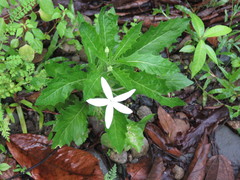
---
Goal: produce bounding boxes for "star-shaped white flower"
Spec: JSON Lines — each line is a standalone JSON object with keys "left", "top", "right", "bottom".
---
{"left": 86, "top": 77, "right": 136, "bottom": 129}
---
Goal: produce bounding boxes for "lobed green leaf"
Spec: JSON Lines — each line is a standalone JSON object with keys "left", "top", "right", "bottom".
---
{"left": 52, "top": 101, "right": 88, "bottom": 148}
{"left": 96, "top": 7, "right": 119, "bottom": 53}
{"left": 124, "top": 18, "right": 189, "bottom": 56}
{"left": 118, "top": 52, "right": 179, "bottom": 76}
{"left": 78, "top": 20, "right": 106, "bottom": 62}
{"left": 105, "top": 111, "right": 127, "bottom": 153}
{"left": 112, "top": 69, "right": 186, "bottom": 107}
{"left": 36, "top": 71, "right": 86, "bottom": 106}
{"left": 83, "top": 69, "right": 105, "bottom": 100}
{"left": 112, "top": 22, "right": 142, "bottom": 60}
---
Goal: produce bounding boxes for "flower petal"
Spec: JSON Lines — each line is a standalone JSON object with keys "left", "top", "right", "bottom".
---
{"left": 114, "top": 89, "right": 136, "bottom": 102}
{"left": 86, "top": 98, "right": 109, "bottom": 107}
{"left": 112, "top": 102, "right": 133, "bottom": 114}
{"left": 105, "top": 104, "right": 114, "bottom": 129}
{"left": 101, "top": 77, "right": 113, "bottom": 100}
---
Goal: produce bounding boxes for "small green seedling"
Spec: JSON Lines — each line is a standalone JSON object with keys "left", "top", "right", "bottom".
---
{"left": 180, "top": 12, "right": 232, "bottom": 77}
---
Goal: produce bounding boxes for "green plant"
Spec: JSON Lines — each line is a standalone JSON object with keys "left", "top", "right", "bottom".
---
{"left": 35, "top": 7, "right": 192, "bottom": 153}
{"left": 104, "top": 164, "right": 117, "bottom": 180}
{"left": 13, "top": 164, "right": 32, "bottom": 177}
{"left": 177, "top": 5, "right": 239, "bottom": 118}
{"left": 0, "top": 163, "right": 11, "bottom": 175}
{"left": 152, "top": 4, "right": 170, "bottom": 18}
{"left": 179, "top": 12, "right": 232, "bottom": 77}
{"left": 0, "top": 0, "right": 80, "bottom": 139}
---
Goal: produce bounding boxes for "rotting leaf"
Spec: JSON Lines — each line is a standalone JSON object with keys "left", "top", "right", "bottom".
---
{"left": 147, "top": 157, "right": 165, "bottom": 179}
{"left": 6, "top": 134, "right": 103, "bottom": 180}
{"left": 145, "top": 123, "right": 182, "bottom": 157}
{"left": 181, "top": 107, "right": 229, "bottom": 151}
{"left": 205, "top": 155, "right": 234, "bottom": 180}
{"left": 126, "top": 157, "right": 152, "bottom": 180}
{"left": 158, "top": 106, "right": 190, "bottom": 143}
{"left": 185, "top": 132, "right": 211, "bottom": 180}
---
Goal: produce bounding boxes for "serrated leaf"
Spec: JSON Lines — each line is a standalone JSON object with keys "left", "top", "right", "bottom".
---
{"left": 125, "top": 121, "right": 144, "bottom": 153}
{"left": 106, "top": 111, "right": 127, "bottom": 153}
{"left": 112, "top": 69, "right": 186, "bottom": 107}
{"left": 52, "top": 102, "right": 88, "bottom": 148}
{"left": 163, "top": 73, "right": 193, "bottom": 91}
{"left": 205, "top": 44, "right": 218, "bottom": 64}
{"left": 112, "top": 22, "right": 142, "bottom": 60}
{"left": 78, "top": 19, "right": 106, "bottom": 61}
{"left": 83, "top": 69, "right": 105, "bottom": 100}
{"left": 44, "top": 60, "right": 74, "bottom": 77}
{"left": 203, "top": 25, "right": 232, "bottom": 38}
{"left": 56, "top": 20, "right": 67, "bottom": 38}
{"left": 96, "top": 7, "right": 119, "bottom": 52}
{"left": 125, "top": 18, "right": 189, "bottom": 56}
{"left": 190, "top": 40, "right": 206, "bottom": 77}
{"left": 36, "top": 71, "right": 86, "bottom": 106}
{"left": 190, "top": 13, "right": 205, "bottom": 37}
{"left": 118, "top": 52, "right": 179, "bottom": 76}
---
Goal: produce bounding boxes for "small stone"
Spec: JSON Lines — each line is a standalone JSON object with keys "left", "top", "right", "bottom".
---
{"left": 172, "top": 165, "right": 184, "bottom": 180}
{"left": 131, "top": 137, "right": 149, "bottom": 158}
{"left": 137, "top": 106, "right": 154, "bottom": 122}
{"left": 110, "top": 151, "right": 128, "bottom": 164}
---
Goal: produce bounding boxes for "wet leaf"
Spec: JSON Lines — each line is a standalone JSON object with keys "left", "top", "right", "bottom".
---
{"left": 158, "top": 106, "right": 190, "bottom": 143}
{"left": 6, "top": 134, "right": 103, "bottom": 180}
{"left": 145, "top": 123, "right": 182, "bottom": 157}
{"left": 185, "top": 132, "right": 211, "bottom": 180}
{"left": 147, "top": 157, "right": 165, "bottom": 179}
{"left": 205, "top": 155, "right": 234, "bottom": 180}
{"left": 126, "top": 157, "right": 152, "bottom": 180}
{"left": 181, "top": 107, "right": 229, "bottom": 151}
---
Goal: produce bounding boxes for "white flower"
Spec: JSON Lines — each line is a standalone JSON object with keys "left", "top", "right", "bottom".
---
{"left": 86, "top": 77, "right": 136, "bottom": 129}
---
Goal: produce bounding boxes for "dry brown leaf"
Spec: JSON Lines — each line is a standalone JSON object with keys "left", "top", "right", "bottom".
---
{"left": 126, "top": 157, "right": 152, "bottom": 180}
{"left": 185, "top": 132, "right": 211, "bottom": 180}
{"left": 6, "top": 134, "right": 103, "bottom": 180}
{"left": 205, "top": 155, "right": 234, "bottom": 180}
{"left": 145, "top": 123, "right": 182, "bottom": 157}
{"left": 227, "top": 121, "right": 240, "bottom": 131}
{"left": 158, "top": 106, "right": 190, "bottom": 143}
{"left": 181, "top": 107, "right": 229, "bottom": 151}
{"left": 147, "top": 157, "right": 165, "bottom": 179}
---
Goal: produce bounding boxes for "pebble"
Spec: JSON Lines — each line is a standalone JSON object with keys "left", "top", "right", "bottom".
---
{"left": 137, "top": 106, "right": 154, "bottom": 122}
{"left": 172, "top": 165, "right": 184, "bottom": 180}
{"left": 110, "top": 151, "right": 128, "bottom": 164}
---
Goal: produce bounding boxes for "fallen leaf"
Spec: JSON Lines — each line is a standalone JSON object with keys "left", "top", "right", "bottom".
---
{"left": 126, "top": 157, "right": 152, "bottom": 180}
{"left": 145, "top": 123, "right": 182, "bottom": 157}
{"left": 205, "top": 155, "right": 234, "bottom": 180}
{"left": 6, "top": 134, "right": 103, "bottom": 180}
{"left": 227, "top": 121, "right": 240, "bottom": 131}
{"left": 185, "top": 132, "right": 211, "bottom": 180}
{"left": 147, "top": 157, "right": 165, "bottom": 179}
{"left": 181, "top": 107, "right": 229, "bottom": 151}
{"left": 158, "top": 106, "right": 190, "bottom": 143}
